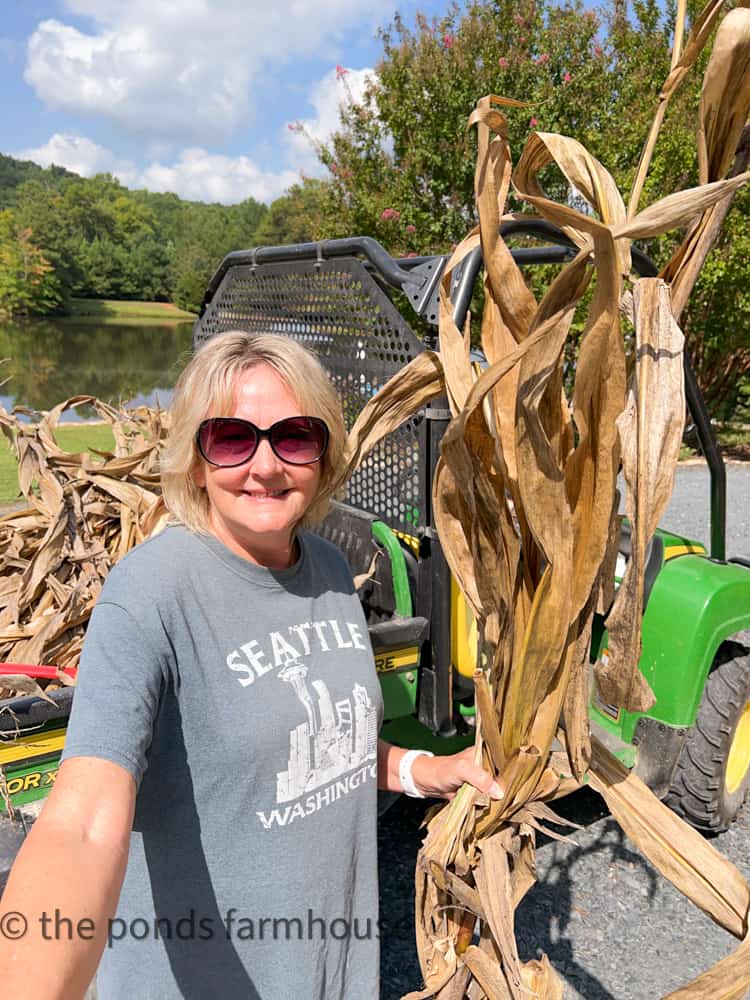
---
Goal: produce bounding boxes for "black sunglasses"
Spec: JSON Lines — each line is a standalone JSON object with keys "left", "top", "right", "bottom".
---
{"left": 196, "top": 416, "right": 329, "bottom": 468}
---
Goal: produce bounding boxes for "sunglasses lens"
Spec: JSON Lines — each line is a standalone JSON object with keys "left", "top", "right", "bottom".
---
{"left": 271, "top": 417, "right": 327, "bottom": 464}
{"left": 199, "top": 419, "right": 257, "bottom": 466}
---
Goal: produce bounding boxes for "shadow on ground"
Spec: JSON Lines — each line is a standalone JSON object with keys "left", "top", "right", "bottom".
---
{"left": 377, "top": 787, "right": 660, "bottom": 1000}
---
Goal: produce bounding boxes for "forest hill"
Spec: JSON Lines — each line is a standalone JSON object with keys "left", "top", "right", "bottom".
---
{"left": 0, "top": 152, "right": 267, "bottom": 319}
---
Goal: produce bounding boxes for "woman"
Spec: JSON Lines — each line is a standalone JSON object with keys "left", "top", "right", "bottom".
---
{"left": 0, "top": 331, "right": 501, "bottom": 999}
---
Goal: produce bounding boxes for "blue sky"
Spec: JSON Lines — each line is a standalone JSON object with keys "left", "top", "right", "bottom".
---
{"left": 0, "top": 0, "right": 448, "bottom": 204}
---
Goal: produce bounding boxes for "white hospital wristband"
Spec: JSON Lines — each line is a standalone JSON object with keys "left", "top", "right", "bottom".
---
{"left": 399, "top": 749, "right": 434, "bottom": 798}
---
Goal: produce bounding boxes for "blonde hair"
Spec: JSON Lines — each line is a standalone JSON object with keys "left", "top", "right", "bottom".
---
{"left": 161, "top": 331, "right": 346, "bottom": 533}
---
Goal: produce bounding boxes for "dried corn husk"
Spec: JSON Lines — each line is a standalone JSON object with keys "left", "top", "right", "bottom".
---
{"left": 661, "top": 4, "right": 750, "bottom": 318}
{"left": 627, "top": 0, "right": 728, "bottom": 219}
{"left": 595, "top": 279, "right": 686, "bottom": 712}
{"left": 0, "top": 395, "right": 169, "bottom": 677}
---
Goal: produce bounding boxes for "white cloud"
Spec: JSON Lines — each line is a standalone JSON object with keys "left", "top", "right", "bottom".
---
{"left": 16, "top": 133, "right": 139, "bottom": 185}
{"left": 24, "top": 2, "right": 388, "bottom": 141}
{"left": 16, "top": 134, "right": 296, "bottom": 204}
{"left": 139, "top": 149, "right": 298, "bottom": 204}
{"left": 285, "top": 66, "right": 374, "bottom": 173}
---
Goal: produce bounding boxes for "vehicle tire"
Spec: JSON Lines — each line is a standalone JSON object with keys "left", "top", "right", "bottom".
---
{"left": 665, "top": 641, "right": 750, "bottom": 833}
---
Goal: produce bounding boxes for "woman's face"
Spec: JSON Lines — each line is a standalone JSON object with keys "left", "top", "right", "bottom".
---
{"left": 193, "top": 363, "right": 322, "bottom": 568}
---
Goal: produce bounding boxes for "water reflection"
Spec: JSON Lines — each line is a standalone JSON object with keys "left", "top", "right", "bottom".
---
{"left": 0, "top": 317, "right": 194, "bottom": 420}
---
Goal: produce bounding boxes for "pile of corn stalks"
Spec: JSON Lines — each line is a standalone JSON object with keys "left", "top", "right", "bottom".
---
{"left": 339, "top": 2, "right": 750, "bottom": 997}
{"left": 0, "top": 397, "right": 169, "bottom": 699}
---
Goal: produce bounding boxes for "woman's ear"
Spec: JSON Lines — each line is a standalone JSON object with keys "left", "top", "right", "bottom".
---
{"left": 191, "top": 459, "right": 206, "bottom": 489}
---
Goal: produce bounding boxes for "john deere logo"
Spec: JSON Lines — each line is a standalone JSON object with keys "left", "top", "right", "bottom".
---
{"left": 374, "top": 646, "right": 419, "bottom": 673}
{"left": 2, "top": 768, "right": 58, "bottom": 798}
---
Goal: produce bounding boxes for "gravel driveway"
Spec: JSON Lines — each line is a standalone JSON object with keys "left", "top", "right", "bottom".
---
{"left": 378, "top": 463, "right": 750, "bottom": 999}
{"left": 640, "top": 462, "right": 750, "bottom": 557}
{"left": 379, "top": 788, "right": 750, "bottom": 999}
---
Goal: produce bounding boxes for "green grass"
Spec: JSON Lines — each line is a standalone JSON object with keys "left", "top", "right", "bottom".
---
{"left": 68, "top": 298, "right": 196, "bottom": 321}
{"left": 0, "top": 424, "right": 116, "bottom": 504}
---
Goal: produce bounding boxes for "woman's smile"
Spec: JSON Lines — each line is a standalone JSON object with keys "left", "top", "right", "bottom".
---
{"left": 240, "top": 488, "right": 292, "bottom": 501}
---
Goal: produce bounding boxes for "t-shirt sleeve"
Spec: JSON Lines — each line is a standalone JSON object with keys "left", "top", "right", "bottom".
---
{"left": 61, "top": 600, "right": 166, "bottom": 788}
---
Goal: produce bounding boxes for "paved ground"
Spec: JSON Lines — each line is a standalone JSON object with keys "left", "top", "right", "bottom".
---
{"left": 379, "top": 788, "right": 750, "bottom": 1000}
{"left": 643, "top": 462, "right": 750, "bottom": 556}
{"left": 378, "top": 463, "right": 750, "bottom": 999}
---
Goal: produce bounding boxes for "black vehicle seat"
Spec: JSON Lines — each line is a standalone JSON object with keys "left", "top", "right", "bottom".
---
{"left": 617, "top": 521, "right": 664, "bottom": 611}
{"left": 316, "top": 501, "right": 427, "bottom": 652}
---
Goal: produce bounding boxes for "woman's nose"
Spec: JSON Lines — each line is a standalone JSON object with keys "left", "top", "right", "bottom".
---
{"left": 248, "top": 436, "right": 284, "bottom": 476}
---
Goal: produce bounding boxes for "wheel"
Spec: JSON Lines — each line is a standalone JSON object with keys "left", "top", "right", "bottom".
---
{"left": 665, "top": 641, "right": 750, "bottom": 833}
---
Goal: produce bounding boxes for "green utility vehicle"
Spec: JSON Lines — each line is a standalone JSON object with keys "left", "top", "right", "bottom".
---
{"left": 1, "top": 223, "right": 749, "bottom": 887}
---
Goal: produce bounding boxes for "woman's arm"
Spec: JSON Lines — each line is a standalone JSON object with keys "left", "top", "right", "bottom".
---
{"left": 0, "top": 756, "right": 136, "bottom": 1000}
{"left": 377, "top": 738, "right": 503, "bottom": 800}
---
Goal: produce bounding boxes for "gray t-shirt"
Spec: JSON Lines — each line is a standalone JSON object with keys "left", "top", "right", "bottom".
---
{"left": 61, "top": 524, "right": 383, "bottom": 1000}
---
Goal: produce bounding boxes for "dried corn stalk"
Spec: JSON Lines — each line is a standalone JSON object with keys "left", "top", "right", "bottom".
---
{"left": 0, "top": 394, "right": 169, "bottom": 695}
{"left": 339, "top": 3, "right": 750, "bottom": 996}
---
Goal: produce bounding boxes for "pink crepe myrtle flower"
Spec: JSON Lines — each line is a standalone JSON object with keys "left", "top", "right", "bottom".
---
{"left": 287, "top": 120, "right": 304, "bottom": 134}
{"left": 536, "top": 52, "right": 550, "bottom": 64}
{"left": 443, "top": 33, "right": 454, "bottom": 49}
{"left": 405, "top": 224, "right": 416, "bottom": 234}
{"left": 498, "top": 56, "right": 509, "bottom": 68}
{"left": 594, "top": 44, "right": 604, "bottom": 57}
{"left": 529, "top": 117, "right": 539, "bottom": 127}
{"left": 335, "top": 64, "right": 349, "bottom": 80}
{"left": 563, "top": 71, "right": 572, "bottom": 83}
{"left": 381, "top": 208, "right": 401, "bottom": 222}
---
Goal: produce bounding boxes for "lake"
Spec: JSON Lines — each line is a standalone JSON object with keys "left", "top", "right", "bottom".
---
{"left": 0, "top": 315, "right": 194, "bottom": 421}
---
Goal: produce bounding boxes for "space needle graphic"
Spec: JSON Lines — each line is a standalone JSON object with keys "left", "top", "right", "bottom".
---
{"left": 278, "top": 660, "right": 317, "bottom": 731}
{"left": 276, "top": 658, "right": 377, "bottom": 803}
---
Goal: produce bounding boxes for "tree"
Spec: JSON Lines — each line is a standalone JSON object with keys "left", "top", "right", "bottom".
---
{"left": 0, "top": 210, "right": 63, "bottom": 318}
{"left": 254, "top": 180, "right": 331, "bottom": 246}
{"left": 226, "top": 197, "right": 268, "bottom": 247}
{"left": 304, "top": 0, "right": 626, "bottom": 250}
{"left": 680, "top": 187, "right": 750, "bottom": 419}
{"left": 0, "top": 153, "right": 75, "bottom": 210}
{"left": 3, "top": 159, "right": 268, "bottom": 313}
{"left": 171, "top": 198, "right": 268, "bottom": 312}
{"left": 12, "top": 179, "right": 83, "bottom": 299}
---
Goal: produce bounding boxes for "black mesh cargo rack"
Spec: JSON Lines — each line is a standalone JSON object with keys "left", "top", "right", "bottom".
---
{"left": 193, "top": 239, "right": 444, "bottom": 536}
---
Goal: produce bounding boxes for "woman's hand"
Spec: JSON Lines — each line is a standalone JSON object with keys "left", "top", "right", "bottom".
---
{"left": 410, "top": 745, "right": 504, "bottom": 801}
